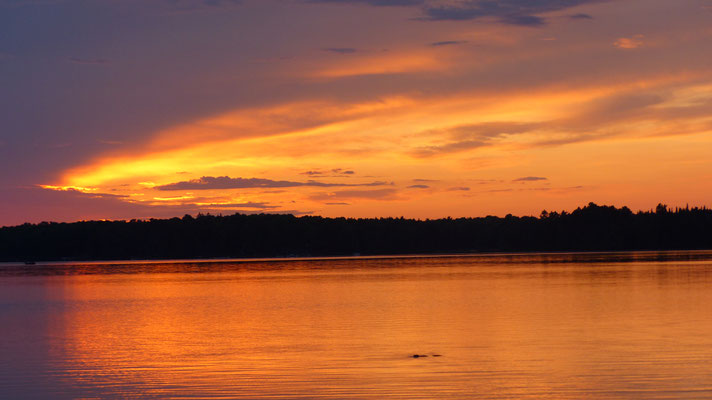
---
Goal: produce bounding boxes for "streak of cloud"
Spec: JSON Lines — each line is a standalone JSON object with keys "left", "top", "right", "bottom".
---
{"left": 67, "top": 57, "right": 109, "bottom": 65}
{"left": 309, "top": 188, "right": 400, "bottom": 201}
{"left": 322, "top": 47, "right": 358, "bottom": 54}
{"left": 513, "top": 176, "right": 548, "bottom": 182}
{"left": 430, "top": 40, "right": 467, "bottom": 46}
{"left": 155, "top": 176, "right": 389, "bottom": 190}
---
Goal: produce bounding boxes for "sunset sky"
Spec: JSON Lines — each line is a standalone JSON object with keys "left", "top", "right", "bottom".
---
{"left": 1, "top": 0, "right": 711, "bottom": 226}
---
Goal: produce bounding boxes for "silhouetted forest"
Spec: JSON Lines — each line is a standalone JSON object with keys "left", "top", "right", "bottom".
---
{"left": 1, "top": 203, "right": 711, "bottom": 262}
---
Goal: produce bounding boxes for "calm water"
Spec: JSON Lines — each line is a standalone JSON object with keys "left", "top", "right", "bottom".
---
{"left": 2, "top": 251, "right": 712, "bottom": 399}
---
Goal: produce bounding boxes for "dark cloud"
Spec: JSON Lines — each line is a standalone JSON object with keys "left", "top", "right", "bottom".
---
{"left": 446, "top": 186, "right": 470, "bottom": 191}
{"left": 569, "top": 13, "right": 593, "bottom": 19}
{"left": 309, "top": 0, "right": 601, "bottom": 26}
{"left": 167, "top": 0, "right": 242, "bottom": 11}
{"left": 308, "top": 0, "right": 424, "bottom": 6}
{"left": 430, "top": 40, "right": 467, "bottom": 46}
{"left": 500, "top": 14, "right": 545, "bottom": 26}
{"left": 513, "top": 176, "right": 548, "bottom": 182}
{"left": 300, "top": 168, "right": 355, "bottom": 176}
{"left": 422, "top": 0, "right": 602, "bottom": 26}
{"left": 322, "top": 47, "right": 358, "bottom": 54}
{"left": 407, "top": 184, "right": 429, "bottom": 189}
{"left": 155, "top": 176, "right": 388, "bottom": 190}
{"left": 326, "top": 202, "right": 350, "bottom": 205}
{"left": 413, "top": 178, "right": 438, "bottom": 182}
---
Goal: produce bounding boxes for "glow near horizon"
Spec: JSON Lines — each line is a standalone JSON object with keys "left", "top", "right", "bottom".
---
{"left": 3, "top": 0, "right": 712, "bottom": 224}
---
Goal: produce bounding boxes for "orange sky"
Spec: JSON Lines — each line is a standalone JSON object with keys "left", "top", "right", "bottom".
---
{"left": 2, "top": 0, "right": 712, "bottom": 225}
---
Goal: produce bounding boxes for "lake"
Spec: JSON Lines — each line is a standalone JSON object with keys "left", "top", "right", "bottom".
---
{"left": 2, "top": 251, "right": 712, "bottom": 399}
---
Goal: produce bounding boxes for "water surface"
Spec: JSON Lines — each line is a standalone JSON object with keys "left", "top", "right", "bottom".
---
{"left": 2, "top": 251, "right": 712, "bottom": 399}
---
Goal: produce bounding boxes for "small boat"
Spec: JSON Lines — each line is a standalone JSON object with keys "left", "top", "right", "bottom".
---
{"left": 24, "top": 261, "right": 36, "bottom": 265}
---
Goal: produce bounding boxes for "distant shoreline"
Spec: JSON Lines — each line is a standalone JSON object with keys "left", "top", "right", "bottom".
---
{"left": 2, "top": 203, "right": 711, "bottom": 263}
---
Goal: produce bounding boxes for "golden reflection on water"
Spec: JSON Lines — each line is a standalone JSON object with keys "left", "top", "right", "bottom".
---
{"left": 3, "top": 252, "right": 712, "bottom": 399}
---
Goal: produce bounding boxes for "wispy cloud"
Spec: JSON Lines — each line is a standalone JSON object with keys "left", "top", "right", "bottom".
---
{"left": 430, "top": 40, "right": 467, "bottom": 47}
{"left": 301, "top": 168, "right": 355, "bottom": 176}
{"left": 309, "top": 0, "right": 602, "bottom": 26}
{"left": 308, "top": 0, "right": 424, "bottom": 6}
{"left": 322, "top": 47, "right": 358, "bottom": 54}
{"left": 309, "top": 188, "right": 401, "bottom": 201}
{"left": 513, "top": 176, "right": 548, "bottom": 182}
{"left": 614, "top": 34, "right": 645, "bottom": 49}
{"left": 412, "top": 122, "right": 539, "bottom": 157}
{"left": 68, "top": 57, "right": 109, "bottom": 65}
{"left": 156, "top": 176, "right": 389, "bottom": 190}
{"left": 421, "top": 0, "right": 603, "bottom": 25}
{"left": 167, "top": 0, "right": 242, "bottom": 12}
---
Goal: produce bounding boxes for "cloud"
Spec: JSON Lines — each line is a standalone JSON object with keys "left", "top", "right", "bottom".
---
{"left": 0, "top": 187, "right": 303, "bottom": 226}
{"left": 325, "top": 202, "right": 350, "bottom": 205}
{"left": 569, "top": 13, "right": 593, "bottom": 19}
{"left": 412, "top": 122, "right": 539, "bottom": 157}
{"left": 500, "top": 14, "right": 545, "bottom": 26}
{"left": 167, "top": 0, "right": 242, "bottom": 11}
{"left": 577, "top": 93, "right": 664, "bottom": 123}
{"left": 430, "top": 40, "right": 468, "bottom": 47}
{"left": 309, "top": 0, "right": 601, "bottom": 26}
{"left": 192, "top": 201, "right": 277, "bottom": 209}
{"left": 309, "top": 188, "right": 400, "bottom": 201}
{"left": 308, "top": 0, "right": 424, "bottom": 6}
{"left": 421, "top": 0, "right": 602, "bottom": 25}
{"left": 512, "top": 176, "right": 548, "bottom": 182}
{"left": 446, "top": 186, "right": 470, "bottom": 191}
{"left": 67, "top": 57, "right": 109, "bottom": 65}
{"left": 300, "top": 168, "right": 356, "bottom": 176}
{"left": 322, "top": 48, "right": 358, "bottom": 54}
{"left": 155, "top": 176, "right": 388, "bottom": 190}
{"left": 407, "top": 184, "right": 429, "bottom": 189}
{"left": 411, "top": 88, "right": 682, "bottom": 157}
{"left": 614, "top": 34, "right": 644, "bottom": 49}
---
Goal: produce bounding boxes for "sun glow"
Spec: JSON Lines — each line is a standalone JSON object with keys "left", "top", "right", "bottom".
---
{"left": 35, "top": 70, "right": 712, "bottom": 219}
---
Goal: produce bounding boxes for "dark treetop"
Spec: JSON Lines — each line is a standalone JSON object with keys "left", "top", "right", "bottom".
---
{"left": 1, "top": 203, "right": 711, "bottom": 262}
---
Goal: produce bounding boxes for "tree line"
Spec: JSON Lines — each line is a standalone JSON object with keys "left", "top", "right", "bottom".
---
{"left": 1, "top": 202, "right": 711, "bottom": 262}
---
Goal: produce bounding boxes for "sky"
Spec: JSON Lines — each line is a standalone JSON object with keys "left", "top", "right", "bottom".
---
{"left": 1, "top": 0, "right": 711, "bottom": 226}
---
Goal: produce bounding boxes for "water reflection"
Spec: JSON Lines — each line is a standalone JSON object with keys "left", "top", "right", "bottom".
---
{"left": 1, "top": 251, "right": 712, "bottom": 399}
